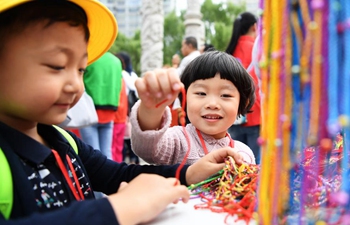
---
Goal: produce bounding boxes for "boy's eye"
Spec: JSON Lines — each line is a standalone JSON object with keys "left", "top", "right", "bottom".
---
{"left": 48, "top": 65, "right": 65, "bottom": 70}
{"left": 79, "top": 68, "right": 86, "bottom": 74}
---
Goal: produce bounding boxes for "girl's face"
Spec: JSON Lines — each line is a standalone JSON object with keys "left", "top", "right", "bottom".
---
{"left": 186, "top": 74, "right": 240, "bottom": 139}
{"left": 0, "top": 21, "right": 87, "bottom": 131}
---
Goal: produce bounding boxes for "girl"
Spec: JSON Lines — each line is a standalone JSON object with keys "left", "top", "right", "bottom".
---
{"left": 225, "top": 12, "right": 258, "bottom": 68}
{"left": 130, "top": 51, "right": 256, "bottom": 165}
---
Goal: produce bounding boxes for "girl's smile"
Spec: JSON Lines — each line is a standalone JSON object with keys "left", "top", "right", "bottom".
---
{"left": 186, "top": 74, "right": 240, "bottom": 139}
{"left": 201, "top": 114, "right": 223, "bottom": 122}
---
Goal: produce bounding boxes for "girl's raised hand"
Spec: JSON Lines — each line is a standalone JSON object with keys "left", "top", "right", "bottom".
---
{"left": 135, "top": 68, "right": 183, "bottom": 110}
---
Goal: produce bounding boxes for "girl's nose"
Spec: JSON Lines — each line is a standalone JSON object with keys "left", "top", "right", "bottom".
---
{"left": 205, "top": 96, "right": 220, "bottom": 109}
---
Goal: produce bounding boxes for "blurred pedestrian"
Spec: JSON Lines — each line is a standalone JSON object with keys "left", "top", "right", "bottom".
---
{"left": 225, "top": 12, "right": 262, "bottom": 164}
{"left": 115, "top": 52, "right": 140, "bottom": 164}
{"left": 176, "top": 36, "right": 200, "bottom": 76}
{"left": 79, "top": 52, "right": 123, "bottom": 160}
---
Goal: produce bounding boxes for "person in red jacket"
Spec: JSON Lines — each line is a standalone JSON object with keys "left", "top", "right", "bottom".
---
{"left": 226, "top": 12, "right": 262, "bottom": 164}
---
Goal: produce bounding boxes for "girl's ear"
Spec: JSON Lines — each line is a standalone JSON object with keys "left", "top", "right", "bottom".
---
{"left": 253, "top": 23, "right": 257, "bottom": 31}
{"left": 251, "top": 23, "right": 257, "bottom": 32}
{"left": 250, "top": 23, "right": 257, "bottom": 37}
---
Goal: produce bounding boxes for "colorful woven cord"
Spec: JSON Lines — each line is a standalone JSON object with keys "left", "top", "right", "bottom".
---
{"left": 188, "top": 157, "right": 260, "bottom": 224}
{"left": 258, "top": 0, "right": 350, "bottom": 224}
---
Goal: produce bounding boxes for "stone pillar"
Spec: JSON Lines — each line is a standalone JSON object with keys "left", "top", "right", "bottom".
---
{"left": 140, "top": 0, "right": 164, "bottom": 76}
{"left": 184, "top": 0, "right": 205, "bottom": 48}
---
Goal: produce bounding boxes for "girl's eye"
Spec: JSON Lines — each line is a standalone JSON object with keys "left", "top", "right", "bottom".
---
{"left": 195, "top": 92, "right": 206, "bottom": 96}
{"left": 222, "top": 94, "right": 232, "bottom": 98}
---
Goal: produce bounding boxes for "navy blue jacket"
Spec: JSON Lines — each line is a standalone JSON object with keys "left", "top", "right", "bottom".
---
{"left": 0, "top": 122, "right": 189, "bottom": 225}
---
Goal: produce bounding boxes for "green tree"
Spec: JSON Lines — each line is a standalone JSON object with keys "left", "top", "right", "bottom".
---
{"left": 109, "top": 0, "right": 246, "bottom": 75}
{"left": 201, "top": 0, "right": 246, "bottom": 51}
{"left": 110, "top": 31, "right": 141, "bottom": 75}
{"left": 111, "top": 10, "right": 184, "bottom": 74}
{"left": 163, "top": 11, "right": 185, "bottom": 66}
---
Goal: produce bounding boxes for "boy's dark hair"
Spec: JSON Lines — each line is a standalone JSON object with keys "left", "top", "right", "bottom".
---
{"left": 0, "top": 1, "right": 89, "bottom": 53}
{"left": 184, "top": 36, "right": 198, "bottom": 50}
{"left": 180, "top": 50, "right": 255, "bottom": 117}
{"left": 225, "top": 12, "right": 257, "bottom": 55}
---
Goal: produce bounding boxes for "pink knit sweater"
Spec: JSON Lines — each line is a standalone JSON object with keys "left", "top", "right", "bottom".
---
{"left": 130, "top": 101, "right": 256, "bottom": 165}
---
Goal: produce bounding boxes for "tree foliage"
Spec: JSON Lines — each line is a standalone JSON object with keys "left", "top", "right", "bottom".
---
{"left": 201, "top": 0, "right": 246, "bottom": 51}
{"left": 109, "top": 0, "right": 246, "bottom": 75}
{"left": 109, "top": 31, "right": 142, "bottom": 75}
{"left": 163, "top": 11, "right": 185, "bottom": 66}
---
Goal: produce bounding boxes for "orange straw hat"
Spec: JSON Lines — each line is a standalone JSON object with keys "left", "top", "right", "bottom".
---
{"left": 0, "top": 0, "right": 118, "bottom": 64}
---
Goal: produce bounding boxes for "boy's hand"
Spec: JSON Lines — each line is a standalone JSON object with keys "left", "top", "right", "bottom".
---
{"left": 108, "top": 174, "right": 189, "bottom": 225}
{"left": 135, "top": 68, "right": 183, "bottom": 110}
{"left": 186, "top": 147, "right": 243, "bottom": 185}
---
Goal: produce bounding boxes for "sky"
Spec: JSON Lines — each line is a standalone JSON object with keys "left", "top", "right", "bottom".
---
{"left": 175, "top": 0, "right": 260, "bottom": 16}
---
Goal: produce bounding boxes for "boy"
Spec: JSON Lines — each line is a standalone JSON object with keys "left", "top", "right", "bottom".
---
{"left": 0, "top": 1, "right": 244, "bottom": 224}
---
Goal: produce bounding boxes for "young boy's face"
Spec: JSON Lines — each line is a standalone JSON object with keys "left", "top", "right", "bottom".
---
{"left": 186, "top": 74, "right": 240, "bottom": 139}
{"left": 0, "top": 21, "right": 87, "bottom": 128}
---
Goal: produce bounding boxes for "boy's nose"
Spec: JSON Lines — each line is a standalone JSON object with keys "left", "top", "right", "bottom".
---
{"left": 64, "top": 72, "right": 83, "bottom": 93}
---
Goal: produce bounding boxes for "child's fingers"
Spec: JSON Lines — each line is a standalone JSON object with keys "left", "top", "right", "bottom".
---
{"left": 118, "top": 181, "right": 128, "bottom": 192}
{"left": 154, "top": 68, "right": 182, "bottom": 99}
{"left": 156, "top": 69, "right": 173, "bottom": 95}
{"left": 136, "top": 69, "right": 182, "bottom": 96}
{"left": 227, "top": 148, "right": 243, "bottom": 165}
{"left": 170, "top": 178, "right": 190, "bottom": 203}
{"left": 211, "top": 147, "right": 243, "bottom": 165}
{"left": 143, "top": 70, "right": 163, "bottom": 97}
{"left": 135, "top": 77, "right": 150, "bottom": 97}
{"left": 166, "top": 68, "right": 184, "bottom": 92}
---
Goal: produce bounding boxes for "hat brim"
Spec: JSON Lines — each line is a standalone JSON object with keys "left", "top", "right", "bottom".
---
{"left": 0, "top": 0, "right": 118, "bottom": 65}
{"left": 71, "top": 0, "right": 118, "bottom": 64}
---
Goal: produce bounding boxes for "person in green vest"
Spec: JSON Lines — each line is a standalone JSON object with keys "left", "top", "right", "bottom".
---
{"left": 79, "top": 52, "right": 123, "bottom": 160}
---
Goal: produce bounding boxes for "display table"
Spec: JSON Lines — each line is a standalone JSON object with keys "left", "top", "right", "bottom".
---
{"left": 142, "top": 197, "right": 257, "bottom": 225}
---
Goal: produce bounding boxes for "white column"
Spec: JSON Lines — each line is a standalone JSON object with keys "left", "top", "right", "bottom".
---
{"left": 140, "top": 0, "right": 164, "bottom": 76}
{"left": 184, "top": 0, "right": 205, "bottom": 47}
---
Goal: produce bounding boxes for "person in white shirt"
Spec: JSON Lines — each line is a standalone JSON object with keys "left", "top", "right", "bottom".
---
{"left": 116, "top": 52, "right": 138, "bottom": 97}
{"left": 172, "top": 36, "right": 201, "bottom": 118}
{"left": 176, "top": 36, "right": 201, "bottom": 76}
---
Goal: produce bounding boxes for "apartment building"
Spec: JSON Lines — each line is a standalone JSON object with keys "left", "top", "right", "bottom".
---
{"left": 100, "top": 0, "right": 176, "bottom": 37}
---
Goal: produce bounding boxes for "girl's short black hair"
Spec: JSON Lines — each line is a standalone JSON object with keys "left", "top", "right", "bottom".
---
{"left": 180, "top": 50, "right": 255, "bottom": 116}
{"left": 0, "top": 1, "right": 89, "bottom": 53}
